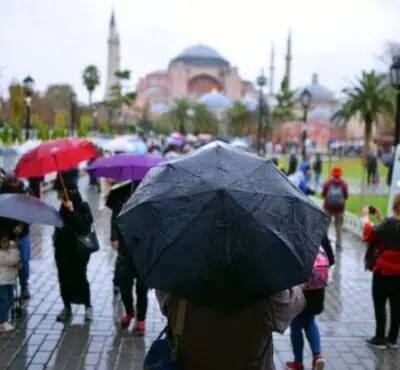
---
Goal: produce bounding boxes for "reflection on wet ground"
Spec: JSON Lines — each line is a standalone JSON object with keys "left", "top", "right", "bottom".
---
{"left": 0, "top": 177, "right": 398, "bottom": 369}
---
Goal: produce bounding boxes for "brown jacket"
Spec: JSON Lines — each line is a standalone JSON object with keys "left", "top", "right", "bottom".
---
{"left": 157, "top": 288, "right": 305, "bottom": 370}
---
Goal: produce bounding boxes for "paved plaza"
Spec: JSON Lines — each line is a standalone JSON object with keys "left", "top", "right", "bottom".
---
{"left": 0, "top": 177, "right": 399, "bottom": 369}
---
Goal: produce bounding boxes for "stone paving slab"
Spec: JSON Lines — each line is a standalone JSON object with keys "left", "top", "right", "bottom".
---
{"left": 0, "top": 177, "right": 398, "bottom": 369}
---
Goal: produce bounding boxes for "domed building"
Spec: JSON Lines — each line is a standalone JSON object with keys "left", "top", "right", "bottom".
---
{"left": 296, "top": 73, "right": 337, "bottom": 107}
{"left": 136, "top": 43, "right": 256, "bottom": 111}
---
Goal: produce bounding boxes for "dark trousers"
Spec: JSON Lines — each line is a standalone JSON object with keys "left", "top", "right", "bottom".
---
{"left": 372, "top": 273, "right": 400, "bottom": 342}
{"left": 119, "top": 276, "right": 148, "bottom": 321}
{"left": 57, "top": 253, "right": 91, "bottom": 308}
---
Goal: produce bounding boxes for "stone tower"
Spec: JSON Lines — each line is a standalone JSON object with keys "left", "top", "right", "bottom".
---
{"left": 269, "top": 44, "right": 275, "bottom": 96}
{"left": 284, "top": 29, "right": 292, "bottom": 88}
{"left": 105, "top": 10, "right": 120, "bottom": 100}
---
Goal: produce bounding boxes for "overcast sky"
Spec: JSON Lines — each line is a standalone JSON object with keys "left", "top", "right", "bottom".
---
{"left": 0, "top": 0, "right": 398, "bottom": 103}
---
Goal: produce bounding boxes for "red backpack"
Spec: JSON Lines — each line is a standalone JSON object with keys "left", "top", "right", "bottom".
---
{"left": 303, "top": 248, "right": 329, "bottom": 290}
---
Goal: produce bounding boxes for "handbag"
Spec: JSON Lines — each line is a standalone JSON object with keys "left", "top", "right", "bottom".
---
{"left": 75, "top": 226, "right": 100, "bottom": 254}
{"left": 143, "top": 299, "right": 187, "bottom": 370}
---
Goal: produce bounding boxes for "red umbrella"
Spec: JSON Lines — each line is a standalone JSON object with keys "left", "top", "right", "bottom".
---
{"left": 15, "top": 138, "right": 96, "bottom": 178}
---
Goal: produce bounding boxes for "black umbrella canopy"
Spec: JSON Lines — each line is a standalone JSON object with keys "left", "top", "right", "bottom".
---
{"left": 117, "top": 141, "right": 329, "bottom": 311}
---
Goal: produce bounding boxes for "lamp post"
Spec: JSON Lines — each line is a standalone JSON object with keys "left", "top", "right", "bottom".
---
{"left": 390, "top": 57, "right": 400, "bottom": 147}
{"left": 256, "top": 69, "right": 267, "bottom": 155}
{"left": 23, "top": 75, "right": 34, "bottom": 141}
{"left": 300, "top": 89, "right": 312, "bottom": 160}
{"left": 69, "top": 92, "right": 77, "bottom": 136}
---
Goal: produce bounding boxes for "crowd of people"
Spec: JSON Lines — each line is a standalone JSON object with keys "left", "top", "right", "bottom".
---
{"left": 0, "top": 138, "right": 399, "bottom": 370}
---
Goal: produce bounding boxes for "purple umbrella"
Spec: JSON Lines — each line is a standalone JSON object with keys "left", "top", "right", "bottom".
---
{"left": 87, "top": 154, "right": 164, "bottom": 181}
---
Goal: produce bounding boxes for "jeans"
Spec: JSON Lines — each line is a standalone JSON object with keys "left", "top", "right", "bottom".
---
{"left": 119, "top": 276, "right": 148, "bottom": 321}
{"left": 372, "top": 273, "right": 400, "bottom": 342}
{"left": 314, "top": 172, "right": 321, "bottom": 190}
{"left": 17, "top": 235, "right": 31, "bottom": 287}
{"left": 0, "top": 285, "right": 14, "bottom": 323}
{"left": 290, "top": 313, "right": 321, "bottom": 363}
{"left": 326, "top": 211, "right": 344, "bottom": 247}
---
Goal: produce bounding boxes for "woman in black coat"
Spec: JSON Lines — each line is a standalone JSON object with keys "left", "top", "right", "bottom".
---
{"left": 53, "top": 186, "right": 94, "bottom": 322}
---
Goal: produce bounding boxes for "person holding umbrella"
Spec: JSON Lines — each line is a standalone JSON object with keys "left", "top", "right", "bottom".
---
{"left": 52, "top": 177, "right": 94, "bottom": 322}
{"left": 0, "top": 173, "right": 32, "bottom": 300}
{"left": 117, "top": 142, "right": 330, "bottom": 369}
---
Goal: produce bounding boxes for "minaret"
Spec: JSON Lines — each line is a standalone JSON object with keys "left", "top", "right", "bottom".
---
{"left": 284, "top": 29, "right": 292, "bottom": 88}
{"left": 269, "top": 44, "right": 275, "bottom": 96}
{"left": 105, "top": 9, "right": 121, "bottom": 99}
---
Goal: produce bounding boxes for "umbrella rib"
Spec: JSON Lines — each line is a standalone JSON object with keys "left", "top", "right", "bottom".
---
{"left": 143, "top": 193, "right": 218, "bottom": 281}
{"left": 224, "top": 192, "right": 309, "bottom": 266}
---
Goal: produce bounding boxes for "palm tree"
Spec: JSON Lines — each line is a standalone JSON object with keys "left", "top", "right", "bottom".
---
{"left": 226, "top": 101, "right": 254, "bottom": 136}
{"left": 165, "top": 98, "right": 192, "bottom": 134}
{"left": 332, "top": 70, "right": 394, "bottom": 160}
{"left": 192, "top": 103, "right": 219, "bottom": 134}
{"left": 82, "top": 65, "right": 100, "bottom": 105}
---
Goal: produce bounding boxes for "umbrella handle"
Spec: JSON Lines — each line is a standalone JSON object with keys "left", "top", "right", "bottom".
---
{"left": 54, "top": 155, "right": 70, "bottom": 201}
{"left": 58, "top": 173, "right": 70, "bottom": 201}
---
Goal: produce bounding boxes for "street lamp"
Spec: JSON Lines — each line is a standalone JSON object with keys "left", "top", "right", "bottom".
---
{"left": 300, "top": 88, "right": 312, "bottom": 160}
{"left": 69, "top": 92, "right": 77, "bottom": 136}
{"left": 23, "top": 75, "right": 34, "bottom": 141}
{"left": 256, "top": 69, "right": 267, "bottom": 154}
{"left": 390, "top": 56, "right": 400, "bottom": 147}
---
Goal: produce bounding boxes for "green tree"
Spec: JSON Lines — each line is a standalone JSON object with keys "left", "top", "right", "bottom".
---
{"left": 12, "top": 124, "right": 23, "bottom": 143}
{"left": 52, "top": 111, "right": 67, "bottom": 138}
{"left": 226, "top": 101, "right": 254, "bottom": 136}
{"left": 36, "top": 122, "right": 50, "bottom": 140}
{"left": 103, "top": 69, "right": 137, "bottom": 125}
{"left": 153, "top": 119, "right": 173, "bottom": 135}
{"left": 78, "top": 114, "right": 92, "bottom": 137}
{"left": 192, "top": 103, "right": 219, "bottom": 135}
{"left": 0, "top": 123, "right": 12, "bottom": 145}
{"left": 332, "top": 70, "right": 394, "bottom": 160}
{"left": 82, "top": 65, "right": 100, "bottom": 105}
{"left": 270, "top": 76, "right": 297, "bottom": 124}
{"left": 165, "top": 98, "right": 192, "bottom": 134}
{"left": 98, "top": 116, "right": 111, "bottom": 133}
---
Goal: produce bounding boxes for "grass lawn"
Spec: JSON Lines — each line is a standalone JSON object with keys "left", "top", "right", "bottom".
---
{"left": 315, "top": 193, "right": 389, "bottom": 218}
{"left": 278, "top": 157, "right": 388, "bottom": 183}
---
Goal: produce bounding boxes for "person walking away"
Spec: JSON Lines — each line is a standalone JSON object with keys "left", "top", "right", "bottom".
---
{"left": 53, "top": 182, "right": 94, "bottom": 322}
{"left": 0, "top": 173, "right": 32, "bottom": 299}
{"left": 108, "top": 181, "right": 132, "bottom": 295}
{"left": 312, "top": 154, "right": 322, "bottom": 191}
{"left": 0, "top": 228, "right": 20, "bottom": 332}
{"left": 114, "top": 228, "right": 148, "bottom": 334}
{"left": 366, "top": 152, "right": 378, "bottom": 187}
{"left": 112, "top": 181, "right": 149, "bottom": 334}
{"left": 287, "top": 149, "right": 298, "bottom": 176}
{"left": 289, "top": 162, "right": 315, "bottom": 196}
{"left": 286, "top": 234, "right": 335, "bottom": 370}
{"left": 321, "top": 166, "right": 348, "bottom": 250}
{"left": 156, "top": 287, "right": 305, "bottom": 370}
{"left": 361, "top": 195, "right": 400, "bottom": 349}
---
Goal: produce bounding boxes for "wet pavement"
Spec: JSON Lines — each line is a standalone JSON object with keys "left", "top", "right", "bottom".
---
{"left": 0, "top": 177, "right": 398, "bottom": 369}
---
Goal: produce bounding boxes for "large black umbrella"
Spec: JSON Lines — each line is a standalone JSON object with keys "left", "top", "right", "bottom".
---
{"left": 117, "top": 141, "right": 329, "bottom": 311}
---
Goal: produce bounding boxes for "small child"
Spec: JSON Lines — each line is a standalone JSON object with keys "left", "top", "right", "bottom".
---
{"left": 0, "top": 232, "right": 20, "bottom": 332}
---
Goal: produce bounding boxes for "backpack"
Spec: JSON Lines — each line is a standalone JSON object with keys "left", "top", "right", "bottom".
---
{"left": 143, "top": 299, "right": 186, "bottom": 370}
{"left": 325, "top": 183, "right": 345, "bottom": 206}
{"left": 304, "top": 248, "right": 329, "bottom": 290}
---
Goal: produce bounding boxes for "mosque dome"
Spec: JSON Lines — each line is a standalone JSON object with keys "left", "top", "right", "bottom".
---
{"left": 240, "top": 96, "right": 258, "bottom": 112}
{"left": 297, "top": 73, "right": 336, "bottom": 103}
{"left": 308, "top": 106, "right": 332, "bottom": 120}
{"left": 170, "top": 44, "right": 230, "bottom": 68}
{"left": 198, "top": 91, "right": 232, "bottom": 111}
{"left": 149, "top": 102, "right": 169, "bottom": 114}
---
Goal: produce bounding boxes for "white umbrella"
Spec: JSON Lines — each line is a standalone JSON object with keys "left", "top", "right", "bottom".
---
{"left": 103, "top": 137, "right": 134, "bottom": 152}
{"left": 12, "top": 140, "right": 42, "bottom": 154}
{"left": 231, "top": 139, "right": 249, "bottom": 149}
